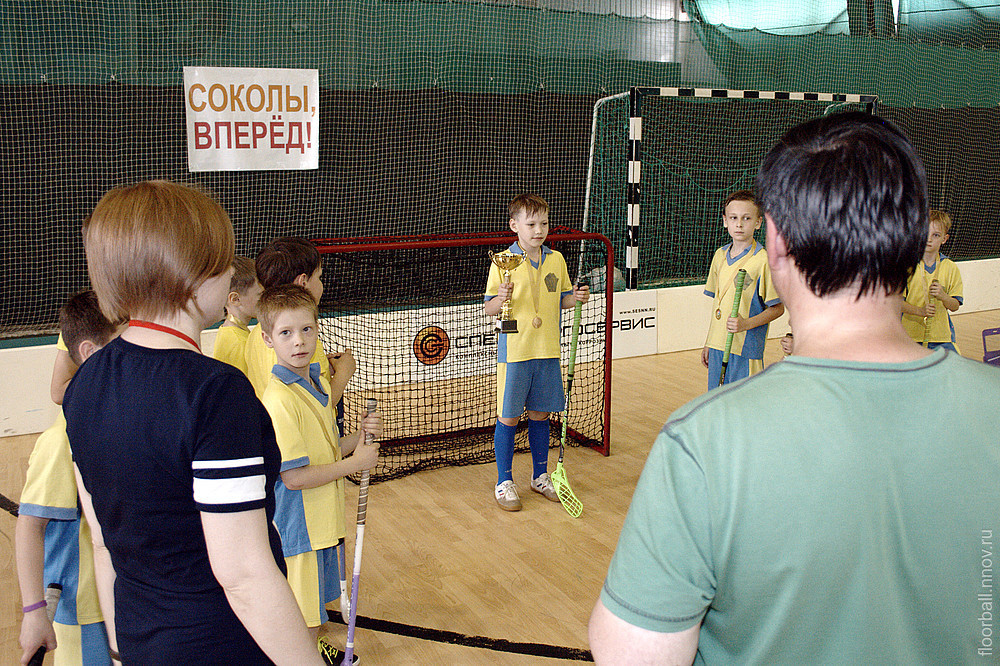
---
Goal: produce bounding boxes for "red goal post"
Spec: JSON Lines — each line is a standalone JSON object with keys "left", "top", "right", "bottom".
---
{"left": 310, "top": 227, "right": 613, "bottom": 483}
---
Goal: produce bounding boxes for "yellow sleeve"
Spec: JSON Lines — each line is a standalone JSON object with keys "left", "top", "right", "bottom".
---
{"left": 262, "top": 382, "right": 312, "bottom": 469}
{"left": 943, "top": 259, "right": 963, "bottom": 301}
{"left": 557, "top": 252, "right": 573, "bottom": 292}
{"left": 55, "top": 333, "right": 68, "bottom": 352}
{"left": 485, "top": 262, "right": 502, "bottom": 298}
{"left": 903, "top": 268, "right": 923, "bottom": 306}
{"left": 19, "top": 415, "right": 77, "bottom": 516}
{"left": 705, "top": 249, "right": 722, "bottom": 297}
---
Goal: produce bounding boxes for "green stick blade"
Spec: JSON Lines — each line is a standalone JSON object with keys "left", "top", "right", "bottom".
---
{"left": 552, "top": 462, "right": 582, "bottom": 518}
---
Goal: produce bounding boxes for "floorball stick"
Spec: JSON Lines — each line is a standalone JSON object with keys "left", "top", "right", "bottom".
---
{"left": 552, "top": 299, "right": 584, "bottom": 518}
{"left": 922, "top": 278, "right": 938, "bottom": 347}
{"left": 718, "top": 268, "right": 748, "bottom": 386}
{"left": 343, "top": 398, "right": 376, "bottom": 666}
{"left": 338, "top": 539, "right": 349, "bottom": 618}
{"left": 331, "top": 379, "right": 348, "bottom": 616}
{"left": 331, "top": 354, "right": 349, "bottom": 616}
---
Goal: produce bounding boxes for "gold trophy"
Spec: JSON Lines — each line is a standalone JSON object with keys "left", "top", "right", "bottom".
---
{"left": 489, "top": 250, "right": 525, "bottom": 333}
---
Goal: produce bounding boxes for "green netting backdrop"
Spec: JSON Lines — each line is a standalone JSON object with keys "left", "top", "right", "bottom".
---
{"left": 2, "top": 0, "right": 999, "bottom": 334}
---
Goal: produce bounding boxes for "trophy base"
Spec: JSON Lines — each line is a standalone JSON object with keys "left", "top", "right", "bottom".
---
{"left": 497, "top": 319, "right": 519, "bottom": 334}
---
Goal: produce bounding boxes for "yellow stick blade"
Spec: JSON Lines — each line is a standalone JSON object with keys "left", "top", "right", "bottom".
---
{"left": 551, "top": 463, "right": 583, "bottom": 518}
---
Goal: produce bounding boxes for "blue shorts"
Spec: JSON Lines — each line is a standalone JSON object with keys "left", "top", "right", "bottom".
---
{"left": 927, "top": 341, "right": 957, "bottom": 353}
{"left": 706, "top": 347, "right": 762, "bottom": 390}
{"left": 497, "top": 358, "right": 565, "bottom": 418}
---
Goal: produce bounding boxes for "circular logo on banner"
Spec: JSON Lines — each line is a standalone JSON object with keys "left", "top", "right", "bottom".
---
{"left": 413, "top": 326, "right": 450, "bottom": 365}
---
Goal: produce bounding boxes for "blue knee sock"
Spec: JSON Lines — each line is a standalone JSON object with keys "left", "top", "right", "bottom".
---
{"left": 528, "top": 418, "right": 550, "bottom": 480}
{"left": 494, "top": 421, "right": 516, "bottom": 485}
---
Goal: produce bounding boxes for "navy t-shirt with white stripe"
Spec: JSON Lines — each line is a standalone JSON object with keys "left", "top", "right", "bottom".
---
{"left": 64, "top": 337, "right": 283, "bottom": 664}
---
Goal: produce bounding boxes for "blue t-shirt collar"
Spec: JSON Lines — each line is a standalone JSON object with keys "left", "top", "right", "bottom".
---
{"left": 726, "top": 240, "right": 759, "bottom": 264}
{"left": 508, "top": 242, "right": 551, "bottom": 268}
{"left": 271, "top": 362, "right": 328, "bottom": 405}
{"left": 924, "top": 253, "right": 948, "bottom": 273}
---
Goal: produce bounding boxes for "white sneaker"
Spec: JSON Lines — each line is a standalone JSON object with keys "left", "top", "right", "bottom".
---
{"left": 530, "top": 473, "right": 559, "bottom": 502}
{"left": 494, "top": 480, "right": 522, "bottom": 511}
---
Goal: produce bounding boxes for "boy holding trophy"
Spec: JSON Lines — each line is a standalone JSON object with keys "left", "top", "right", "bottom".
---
{"left": 484, "top": 194, "right": 589, "bottom": 511}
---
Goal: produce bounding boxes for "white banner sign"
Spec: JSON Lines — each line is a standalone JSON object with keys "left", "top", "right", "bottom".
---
{"left": 183, "top": 66, "right": 319, "bottom": 172}
{"left": 611, "top": 289, "right": 657, "bottom": 359}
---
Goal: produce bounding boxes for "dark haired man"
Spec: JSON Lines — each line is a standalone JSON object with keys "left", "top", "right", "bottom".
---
{"left": 589, "top": 112, "right": 1000, "bottom": 664}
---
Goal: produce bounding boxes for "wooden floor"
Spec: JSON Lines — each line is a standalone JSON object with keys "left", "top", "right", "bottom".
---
{"left": 2, "top": 309, "right": 997, "bottom": 664}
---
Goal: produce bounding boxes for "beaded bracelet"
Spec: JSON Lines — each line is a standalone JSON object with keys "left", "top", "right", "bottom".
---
{"left": 22, "top": 599, "right": 47, "bottom": 613}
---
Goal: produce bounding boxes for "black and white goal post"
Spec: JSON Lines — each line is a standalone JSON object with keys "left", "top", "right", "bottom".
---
{"left": 620, "top": 87, "right": 879, "bottom": 290}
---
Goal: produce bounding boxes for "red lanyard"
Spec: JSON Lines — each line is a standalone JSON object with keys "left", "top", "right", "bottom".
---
{"left": 128, "top": 320, "right": 201, "bottom": 353}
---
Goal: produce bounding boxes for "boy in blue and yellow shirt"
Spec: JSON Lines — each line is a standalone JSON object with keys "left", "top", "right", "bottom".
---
{"left": 17, "top": 290, "right": 121, "bottom": 665}
{"left": 901, "top": 210, "right": 963, "bottom": 351}
{"left": 258, "top": 284, "right": 380, "bottom": 664}
{"left": 485, "top": 194, "right": 589, "bottom": 511}
{"left": 701, "top": 190, "right": 784, "bottom": 390}
{"left": 245, "top": 237, "right": 355, "bottom": 403}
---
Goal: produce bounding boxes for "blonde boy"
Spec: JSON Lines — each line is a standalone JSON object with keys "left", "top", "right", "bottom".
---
{"left": 213, "top": 255, "right": 263, "bottom": 375}
{"left": 245, "top": 237, "right": 355, "bottom": 408}
{"left": 258, "top": 284, "right": 380, "bottom": 663}
{"left": 701, "top": 190, "right": 784, "bottom": 389}
{"left": 901, "top": 210, "right": 964, "bottom": 351}
{"left": 17, "top": 291, "right": 120, "bottom": 665}
{"left": 484, "top": 194, "right": 589, "bottom": 511}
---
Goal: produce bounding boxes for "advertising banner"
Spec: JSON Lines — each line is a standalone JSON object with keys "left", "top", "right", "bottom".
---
{"left": 321, "top": 299, "right": 609, "bottom": 391}
{"left": 611, "top": 289, "right": 657, "bottom": 359}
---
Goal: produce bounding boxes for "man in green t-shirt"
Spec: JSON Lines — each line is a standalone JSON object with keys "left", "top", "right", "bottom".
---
{"left": 589, "top": 113, "right": 1000, "bottom": 664}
